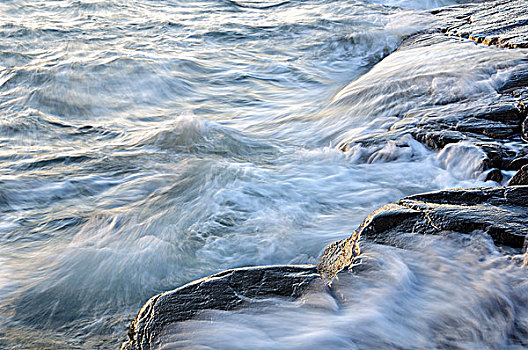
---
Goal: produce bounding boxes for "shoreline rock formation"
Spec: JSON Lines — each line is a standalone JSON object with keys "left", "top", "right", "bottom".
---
{"left": 338, "top": 0, "right": 528, "bottom": 180}
{"left": 122, "top": 1, "right": 528, "bottom": 348}
{"left": 123, "top": 185, "right": 528, "bottom": 349}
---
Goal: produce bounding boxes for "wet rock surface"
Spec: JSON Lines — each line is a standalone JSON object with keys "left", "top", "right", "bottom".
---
{"left": 122, "top": 265, "right": 318, "bottom": 350}
{"left": 317, "top": 231, "right": 361, "bottom": 285}
{"left": 433, "top": 0, "right": 528, "bottom": 49}
{"left": 124, "top": 186, "right": 528, "bottom": 349}
{"left": 360, "top": 186, "right": 528, "bottom": 249}
{"left": 508, "top": 164, "right": 528, "bottom": 185}
{"left": 339, "top": 72, "right": 528, "bottom": 173}
{"left": 316, "top": 186, "right": 528, "bottom": 285}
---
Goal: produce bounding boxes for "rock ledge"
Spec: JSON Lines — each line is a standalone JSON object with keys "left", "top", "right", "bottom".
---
{"left": 122, "top": 265, "right": 318, "bottom": 350}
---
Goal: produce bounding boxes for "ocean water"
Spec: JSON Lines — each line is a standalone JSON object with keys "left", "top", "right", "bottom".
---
{"left": 0, "top": 0, "right": 527, "bottom": 349}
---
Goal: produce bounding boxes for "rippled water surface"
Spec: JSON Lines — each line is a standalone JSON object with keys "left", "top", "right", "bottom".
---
{"left": 1, "top": 0, "right": 527, "bottom": 349}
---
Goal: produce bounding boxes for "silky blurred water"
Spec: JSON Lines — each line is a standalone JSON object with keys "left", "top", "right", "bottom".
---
{"left": 0, "top": 0, "right": 527, "bottom": 349}
{"left": 162, "top": 233, "right": 528, "bottom": 350}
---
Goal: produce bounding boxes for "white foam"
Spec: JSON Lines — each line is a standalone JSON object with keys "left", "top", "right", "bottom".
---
{"left": 436, "top": 142, "right": 487, "bottom": 180}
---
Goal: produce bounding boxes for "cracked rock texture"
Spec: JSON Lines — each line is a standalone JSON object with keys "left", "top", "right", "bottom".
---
{"left": 433, "top": 0, "right": 528, "bottom": 49}
{"left": 359, "top": 186, "right": 528, "bottom": 249}
{"left": 121, "top": 265, "right": 319, "bottom": 350}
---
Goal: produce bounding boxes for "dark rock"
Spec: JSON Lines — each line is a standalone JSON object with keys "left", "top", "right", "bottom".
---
{"left": 340, "top": 93, "right": 528, "bottom": 171}
{"left": 499, "top": 63, "right": 528, "bottom": 92}
{"left": 477, "top": 143, "right": 519, "bottom": 170}
{"left": 126, "top": 186, "right": 528, "bottom": 347}
{"left": 411, "top": 129, "right": 466, "bottom": 150}
{"left": 485, "top": 168, "right": 503, "bottom": 182}
{"left": 122, "top": 265, "right": 319, "bottom": 350}
{"left": 406, "top": 95, "right": 526, "bottom": 152}
{"left": 318, "top": 187, "right": 528, "bottom": 255}
{"left": 455, "top": 117, "right": 519, "bottom": 139}
{"left": 508, "top": 165, "right": 528, "bottom": 186}
{"left": 360, "top": 186, "right": 528, "bottom": 249}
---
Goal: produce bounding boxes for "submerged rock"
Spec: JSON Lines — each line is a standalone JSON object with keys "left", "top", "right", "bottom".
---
{"left": 122, "top": 265, "right": 318, "bottom": 350}
{"left": 507, "top": 157, "right": 528, "bottom": 171}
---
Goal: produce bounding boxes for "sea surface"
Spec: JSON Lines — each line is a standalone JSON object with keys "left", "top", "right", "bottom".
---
{"left": 1, "top": 0, "right": 527, "bottom": 349}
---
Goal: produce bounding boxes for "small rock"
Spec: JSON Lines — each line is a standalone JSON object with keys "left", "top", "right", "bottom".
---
{"left": 317, "top": 231, "right": 361, "bottom": 285}
{"left": 485, "top": 169, "right": 503, "bottom": 182}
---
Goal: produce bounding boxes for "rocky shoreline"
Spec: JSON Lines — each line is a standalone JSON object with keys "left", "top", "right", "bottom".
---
{"left": 339, "top": 0, "right": 528, "bottom": 178}
{"left": 123, "top": 187, "right": 527, "bottom": 349}
{"left": 122, "top": 1, "right": 528, "bottom": 349}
